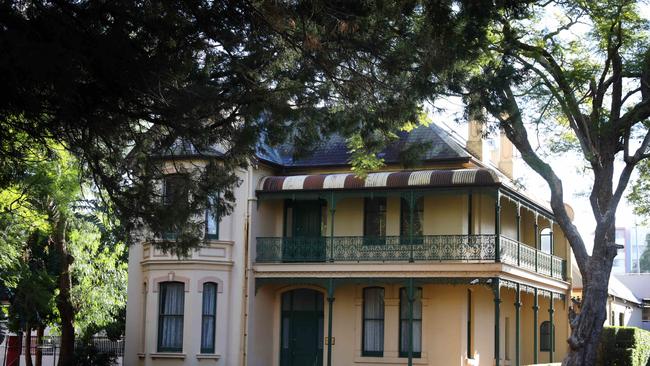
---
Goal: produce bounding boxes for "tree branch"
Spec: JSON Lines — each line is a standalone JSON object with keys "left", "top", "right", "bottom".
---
{"left": 487, "top": 83, "right": 590, "bottom": 271}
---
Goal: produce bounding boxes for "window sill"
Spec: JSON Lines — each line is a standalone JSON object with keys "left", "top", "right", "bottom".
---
{"left": 150, "top": 352, "right": 186, "bottom": 359}
{"left": 197, "top": 353, "right": 221, "bottom": 360}
{"left": 354, "top": 356, "right": 428, "bottom": 364}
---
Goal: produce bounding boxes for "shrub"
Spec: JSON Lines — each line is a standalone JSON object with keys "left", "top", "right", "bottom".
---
{"left": 596, "top": 326, "right": 650, "bottom": 366}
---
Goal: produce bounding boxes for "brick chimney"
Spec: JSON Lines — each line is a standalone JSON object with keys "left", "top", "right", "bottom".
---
{"left": 498, "top": 130, "right": 514, "bottom": 179}
{"left": 466, "top": 118, "right": 484, "bottom": 161}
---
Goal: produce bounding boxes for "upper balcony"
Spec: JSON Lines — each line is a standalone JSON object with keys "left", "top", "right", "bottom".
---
{"left": 253, "top": 168, "right": 570, "bottom": 283}
{"left": 255, "top": 235, "right": 565, "bottom": 280}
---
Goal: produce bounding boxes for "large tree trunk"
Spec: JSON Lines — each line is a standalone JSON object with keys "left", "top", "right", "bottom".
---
{"left": 52, "top": 217, "right": 75, "bottom": 366}
{"left": 35, "top": 326, "right": 44, "bottom": 366}
{"left": 24, "top": 324, "right": 33, "bottom": 366}
{"left": 563, "top": 265, "right": 610, "bottom": 365}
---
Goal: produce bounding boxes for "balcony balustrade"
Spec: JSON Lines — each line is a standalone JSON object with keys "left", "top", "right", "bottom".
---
{"left": 256, "top": 235, "right": 565, "bottom": 280}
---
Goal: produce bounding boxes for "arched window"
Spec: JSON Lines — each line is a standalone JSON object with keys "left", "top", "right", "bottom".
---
{"left": 201, "top": 282, "right": 218, "bottom": 353}
{"left": 540, "top": 321, "right": 554, "bottom": 352}
{"left": 362, "top": 287, "right": 385, "bottom": 356}
{"left": 158, "top": 281, "right": 185, "bottom": 352}
{"left": 540, "top": 228, "right": 552, "bottom": 254}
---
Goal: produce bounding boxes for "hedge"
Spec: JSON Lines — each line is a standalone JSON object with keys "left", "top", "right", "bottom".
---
{"left": 596, "top": 326, "right": 650, "bottom": 366}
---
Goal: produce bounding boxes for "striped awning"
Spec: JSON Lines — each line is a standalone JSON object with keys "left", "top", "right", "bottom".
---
{"left": 257, "top": 168, "right": 500, "bottom": 192}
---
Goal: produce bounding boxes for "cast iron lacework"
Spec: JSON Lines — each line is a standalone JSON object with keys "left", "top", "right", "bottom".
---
{"left": 499, "top": 236, "right": 564, "bottom": 280}
{"left": 256, "top": 235, "right": 566, "bottom": 280}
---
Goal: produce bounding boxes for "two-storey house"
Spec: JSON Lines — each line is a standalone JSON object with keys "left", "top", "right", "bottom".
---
{"left": 124, "top": 122, "right": 573, "bottom": 366}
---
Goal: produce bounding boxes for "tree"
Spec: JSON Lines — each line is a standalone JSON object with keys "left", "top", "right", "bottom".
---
{"left": 640, "top": 234, "right": 650, "bottom": 272}
{"left": 252, "top": 0, "right": 648, "bottom": 364}
{"left": 0, "top": 1, "right": 525, "bottom": 255}
{"left": 0, "top": 144, "right": 127, "bottom": 366}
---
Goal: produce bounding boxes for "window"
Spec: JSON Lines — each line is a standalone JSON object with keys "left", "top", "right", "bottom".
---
{"left": 619, "top": 312, "right": 625, "bottom": 326}
{"left": 540, "top": 321, "right": 554, "bottom": 352}
{"left": 364, "top": 198, "right": 387, "bottom": 238}
{"left": 164, "top": 175, "right": 188, "bottom": 207}
{"left": 201, "top": 283, "right": 218, "bottom": 353}
{"left": 400, "top": 197, "right": 424, "bottom": 245}
{"left": 400, "top": 197, "right": 424, "bottom": 237}
{"left": 643, "top": 300, "right": 650, "bottom": 322}
{"left": 158, "top": 282, "right": 185, "bottom": 352}
{"left": 611, "top": 310, "right": 615, "bottom": 326}
{"left": 399, "top": 287, "right": 422, "bottom": 358}
{"left": 362, "top": 287, "right": 385, "bottom": 357}
{"left": 162, "top": 175, "right": 189, "bottom": 239}
{"left": 206, "top": 194, "right": 219, "bottom": 239}
{"left": 540, "top": 228, "right": 552, "bottom": 254}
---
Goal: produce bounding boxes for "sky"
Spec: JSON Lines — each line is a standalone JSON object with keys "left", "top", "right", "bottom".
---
{"left": 426, "top": 3, "right": 650, "bottom": 253}
{"left": 429, "top": 99, "right": 642, "bottom": 253}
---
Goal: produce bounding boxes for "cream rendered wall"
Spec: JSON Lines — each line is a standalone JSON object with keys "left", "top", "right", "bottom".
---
{"left": 500, "top": 198, "right": 518, "bottom": 240}
{"left": 248, "top": 285, "right": 276, "bottom": 366}
{"left": 607, "top": 298, "right": 640, "bottom": 327}
{"left": 254, "top": 200, "right": 283, "bottom": 238}
{"left": 125, "top": 165, "right": 258, "bottom": 366}
{"left": 140, "top": 266, "right": 232, "bottom": 366}
{"left": 124, "top": 235, "right": 145, "bottom": 366}
{"left": 333, "top": 198, "right": 364, "bottom": 236}
{"left": 520, "top": 209, "right": 537, "bottom": 250}
{"left": 386, "top": 197, "right": 401, "bottom": 236}
{"left": 423, "top": 194, "right": 466, "bottom": 235}
{"left": 476, "top": 193, "right": 497, "bottom": 235}
{"left": 424, "top": 285, "right": 465, "bottom": 366}
{"left": 250, "top": 283, "right": 571, "bottom": 366}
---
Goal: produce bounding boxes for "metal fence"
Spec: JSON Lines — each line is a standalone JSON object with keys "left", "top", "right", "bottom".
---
{"left": 0, "top": 336, "right": 123, "bottom": 366}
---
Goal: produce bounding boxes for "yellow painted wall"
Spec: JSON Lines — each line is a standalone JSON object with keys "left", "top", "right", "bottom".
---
{"left": 334, "top": 198, "right": 364, "bottom": 236}
{"left": 423, "top": 194, "right": 466, "bottom": 235}
{"left": 251, "top": 283, "right": 571, "bottom": 366}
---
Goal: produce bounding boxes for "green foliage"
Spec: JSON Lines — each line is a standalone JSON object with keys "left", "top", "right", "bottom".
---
{"left": 630, "top": 160, "right": 650, "bottom": 219}
{"left": 73, "top": 333, "right": 118, "bottom": 366}
{"left": 596, "top": 327, "right": 650, "bottom": 366}
{"left": 640, "top": 235, "right": 650, "bottom": 273}
{"left": 0, "top": 145, "right": 127, "bottom": 341}
{"left": 69, "top": 221, "right": 127, "bottom": 334}
{"left": 0, "top": 1, "right": 528, "bottom": 252}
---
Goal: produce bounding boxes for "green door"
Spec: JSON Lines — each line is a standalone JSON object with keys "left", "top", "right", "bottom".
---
{"left": 284, "top": 200, "right": 324, "bottom": 261}
{"left": 280, "top": 289, "right": 324, "bottom": 366}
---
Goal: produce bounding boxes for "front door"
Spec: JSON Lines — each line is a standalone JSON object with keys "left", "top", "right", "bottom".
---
{"left": 284, "top": 200, "right": 324, "bottom": 261}
{"left": 280, "top": 289, "right": 324, "bottom": 366}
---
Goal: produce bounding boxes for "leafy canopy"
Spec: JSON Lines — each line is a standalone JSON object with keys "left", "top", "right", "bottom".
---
{"left": 0, "top": 0, "right": 528, "bottom": 254}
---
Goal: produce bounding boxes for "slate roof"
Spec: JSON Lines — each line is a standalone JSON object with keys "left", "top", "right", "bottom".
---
{"left": 156, "top": 123, "right": 472, "bottom": 168}
{"left": 256, "top": 123, "right": 471, "bottom": 168}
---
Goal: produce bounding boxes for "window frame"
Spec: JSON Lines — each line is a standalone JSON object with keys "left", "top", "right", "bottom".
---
{"left": 157, "top": 281, "right": 185, "bottom": 353}
{"left": 540, "top": 320, "right": 555, "bottom": 352}
{"left": 162, "top": 174, "right": 189, "bottom": 240}
{"left": 200, "top": 282, "right": 218, "bottom": 354}
{"left": 399, "top": 197, "right": 424, "bottom": 238}
{"left": 363, "top": 197, "right": 387, "bottom": 243}
{"left": 205, "top": 194, "right": 219, "bottom": 240}
{"left": 362, "top": 287, "right": 385, "bottom": 357}
{"left": 398, "top": 287, "right": 423, "bottom": 358}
